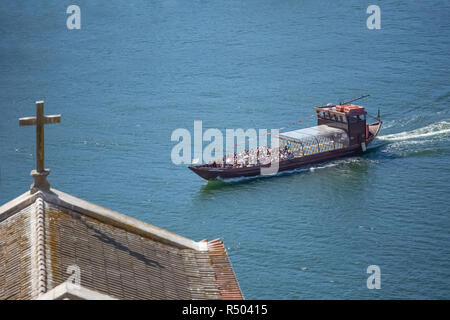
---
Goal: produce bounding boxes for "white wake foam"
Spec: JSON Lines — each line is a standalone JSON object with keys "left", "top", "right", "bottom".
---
{"left": 378, "top": 120, "right": 450, "bottom": 141}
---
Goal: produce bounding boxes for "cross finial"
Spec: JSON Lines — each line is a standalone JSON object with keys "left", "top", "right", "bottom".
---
{"left": 19, "top": 101, "right": 61, "bottom": 193}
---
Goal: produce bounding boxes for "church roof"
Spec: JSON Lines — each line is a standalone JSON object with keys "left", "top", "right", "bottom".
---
{"left": 0, "top": 188, "right": 243, "bottom": 300}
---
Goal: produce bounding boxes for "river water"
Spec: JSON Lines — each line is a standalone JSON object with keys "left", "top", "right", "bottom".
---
{"left": 1, "top": 0, "right": 449, "bottom": 299}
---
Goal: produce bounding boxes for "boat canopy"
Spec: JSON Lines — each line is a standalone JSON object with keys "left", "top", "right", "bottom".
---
{"left": 277, "top": 125, "right": 349, "bottom": 156}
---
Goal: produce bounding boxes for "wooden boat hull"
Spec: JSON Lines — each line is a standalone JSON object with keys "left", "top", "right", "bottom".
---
{"left": 189, "top": 122, "right": 382, "bottom": 181}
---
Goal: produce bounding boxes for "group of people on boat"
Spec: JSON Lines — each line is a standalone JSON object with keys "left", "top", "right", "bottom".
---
{"left": 209, "top": 144, "right": 294, "bottom": 168}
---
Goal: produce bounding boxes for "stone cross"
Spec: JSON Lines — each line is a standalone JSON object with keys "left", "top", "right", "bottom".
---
{"left": 19, "top": 101, "right": 61, "bottom": 193}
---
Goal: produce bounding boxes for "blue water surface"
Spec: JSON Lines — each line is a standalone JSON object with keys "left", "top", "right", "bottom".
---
{"left": 1, "top": 0, "right": 449, "bottom": 299}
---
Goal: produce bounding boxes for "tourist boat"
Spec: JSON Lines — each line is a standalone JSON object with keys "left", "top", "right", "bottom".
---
{"left": 189, "top": 97, "right": 382, "bottom": 180}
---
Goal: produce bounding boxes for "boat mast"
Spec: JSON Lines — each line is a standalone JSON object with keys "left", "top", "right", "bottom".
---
{"left": 339, "top": 94, "right": 370, "bottom": 105}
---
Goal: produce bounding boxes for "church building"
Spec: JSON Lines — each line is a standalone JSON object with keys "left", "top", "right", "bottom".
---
{"left": 0, "top": 101, "right": 243, "bottom": 300}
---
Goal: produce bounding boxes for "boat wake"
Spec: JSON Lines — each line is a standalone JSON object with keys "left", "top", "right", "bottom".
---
{"left": 378, "top": 120, "right": 450, "bottom": 142}
{"left": 372, "top": 119, "right": 450, "bottom": 160}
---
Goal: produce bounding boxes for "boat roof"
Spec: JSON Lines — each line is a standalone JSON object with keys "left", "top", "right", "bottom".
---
{"left": 278, "top": 125, "right": 346, "bottom": 142}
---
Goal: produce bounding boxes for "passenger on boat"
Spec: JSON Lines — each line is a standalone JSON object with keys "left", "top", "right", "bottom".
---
{"left": 217, "top": 144, "right": 296, "bottom": 169}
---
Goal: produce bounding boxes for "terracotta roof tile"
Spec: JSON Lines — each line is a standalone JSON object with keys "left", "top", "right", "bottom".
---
{"left": 0, "top": 190, "right": 242, "bottom": 300}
